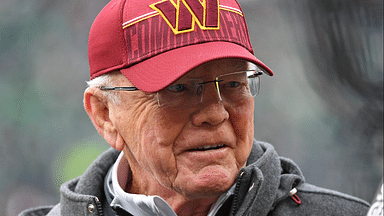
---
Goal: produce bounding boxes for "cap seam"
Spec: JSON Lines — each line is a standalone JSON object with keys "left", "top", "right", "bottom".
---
{"left": 119, "top": 0, "right": 129, "bottom": 68}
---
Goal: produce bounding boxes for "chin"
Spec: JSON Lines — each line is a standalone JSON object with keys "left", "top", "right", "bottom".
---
{"left": 181, "top": 171, "right": 237, "bottom": 200}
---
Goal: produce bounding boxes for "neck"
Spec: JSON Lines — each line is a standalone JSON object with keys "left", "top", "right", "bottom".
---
{"left": 121, "top": 148, "right": 220, "bottom": 216}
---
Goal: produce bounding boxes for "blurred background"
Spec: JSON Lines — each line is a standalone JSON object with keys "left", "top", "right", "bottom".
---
{"left": 0, "top": 0, "right": 382, "bottom": 215}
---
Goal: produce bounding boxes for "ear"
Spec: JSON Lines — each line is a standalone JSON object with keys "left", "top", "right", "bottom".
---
{"left": 84, "top": 88, "right": 124, "bottom": 151}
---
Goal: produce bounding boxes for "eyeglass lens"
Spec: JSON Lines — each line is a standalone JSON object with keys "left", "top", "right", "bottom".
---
{"left": 156, "top": 71, "right": 260, "bottom": 108}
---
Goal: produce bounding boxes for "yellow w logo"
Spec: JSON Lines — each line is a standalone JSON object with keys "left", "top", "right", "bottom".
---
{"left": 150, "top": 0, "right": 220, "bottom": 35}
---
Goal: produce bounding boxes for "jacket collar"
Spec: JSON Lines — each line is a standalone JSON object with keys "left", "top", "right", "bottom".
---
{"left": 233, "top": 141, "right": 304, "bottom": 215}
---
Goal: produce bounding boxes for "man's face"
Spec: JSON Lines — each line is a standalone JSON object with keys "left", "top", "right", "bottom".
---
{"left": 111, "top": 58, "right": 255, "bottom": 199}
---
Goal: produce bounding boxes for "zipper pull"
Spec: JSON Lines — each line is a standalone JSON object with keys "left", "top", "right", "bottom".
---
{"left": 290, "top": 188, "right": 301, "bottom": 205}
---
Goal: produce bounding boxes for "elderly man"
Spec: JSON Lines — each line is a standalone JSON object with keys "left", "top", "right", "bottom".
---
{"left": 20, "top": 0, "right": 370, "bottom": 215}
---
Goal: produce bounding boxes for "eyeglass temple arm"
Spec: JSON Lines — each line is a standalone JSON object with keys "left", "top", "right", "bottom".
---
{"left": 248, "top": 72, "right": 263, "bottom": 78}
{"left": 98, "top": 86, "right": 139, "bottom": 91}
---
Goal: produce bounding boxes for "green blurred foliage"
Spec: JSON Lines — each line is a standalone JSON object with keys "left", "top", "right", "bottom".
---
{"left": 52, "top": 141, "right": 107, "bottom": 189}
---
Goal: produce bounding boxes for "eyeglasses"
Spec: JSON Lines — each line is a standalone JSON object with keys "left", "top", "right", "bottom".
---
{"left": 99, "top": 70, "right": 262, "bottom": 108}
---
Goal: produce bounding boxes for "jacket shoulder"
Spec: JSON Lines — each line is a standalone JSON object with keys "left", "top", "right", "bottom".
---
{"left": 269, "top": 183, "right": 370, "bottom": 216}
{"left": 18, "top": 205, "right": 57, "bottom": 216}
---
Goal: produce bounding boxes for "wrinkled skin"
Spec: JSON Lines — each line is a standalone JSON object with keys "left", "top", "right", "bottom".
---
{"left": 84, "top": 58, "right": 255, "bottom": 215}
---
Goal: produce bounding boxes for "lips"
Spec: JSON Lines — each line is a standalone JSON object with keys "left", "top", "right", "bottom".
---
{"left": 189, "top": 144, "right": 226, "bottom": 151}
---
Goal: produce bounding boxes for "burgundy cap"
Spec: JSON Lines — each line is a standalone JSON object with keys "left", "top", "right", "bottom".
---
{"left": 88, "top": 0, "right": 273, "bottom": 92}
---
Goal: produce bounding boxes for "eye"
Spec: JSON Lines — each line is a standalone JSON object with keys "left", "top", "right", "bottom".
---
{"left": 228, "top": 81, "right": 240, "bottom": 88}
{"left": 167, "top": 84, "right": 186, "bottom": 92}
{"left": 222, "top": 81, "right": 241, "bottom": 89}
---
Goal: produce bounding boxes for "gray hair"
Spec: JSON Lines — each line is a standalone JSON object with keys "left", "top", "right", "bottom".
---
{"left": 85, "top": 71, "right": 122, "bottom": 104}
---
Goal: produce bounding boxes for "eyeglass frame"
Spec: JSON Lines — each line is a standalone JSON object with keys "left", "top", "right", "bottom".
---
{"left": 98, "top": 71, "right": 263, "bottom": 107}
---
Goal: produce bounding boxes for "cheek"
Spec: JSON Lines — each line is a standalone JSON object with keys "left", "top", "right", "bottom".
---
{"left": 229, "top": 99, "right": 254, "bottom": 141}
{"left": 136, "top": 108, "right": 188, "bottom": 149}
{"left": 228, "top": 100, "right": 254, "bottom": 166}
{"left": 129, "top": 106, "right": 190, "bottom": 181}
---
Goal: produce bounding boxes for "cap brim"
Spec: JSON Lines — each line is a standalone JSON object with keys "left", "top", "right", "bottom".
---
{"left": 121, "top": 41, "right": 273, "bottom": 93}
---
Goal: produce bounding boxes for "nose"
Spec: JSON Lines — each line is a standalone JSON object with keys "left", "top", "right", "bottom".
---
{"left": 192, "top": 83, "right": 229, "bottom": 126}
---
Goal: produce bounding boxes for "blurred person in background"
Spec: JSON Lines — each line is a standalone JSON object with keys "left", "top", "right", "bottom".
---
{"left": 19, "top": 0, "right": 371, "bottom": 215}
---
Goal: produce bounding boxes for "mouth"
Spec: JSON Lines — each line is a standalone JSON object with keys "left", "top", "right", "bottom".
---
{"left": 188, "top": 144, "right": 226, "bottom": 152}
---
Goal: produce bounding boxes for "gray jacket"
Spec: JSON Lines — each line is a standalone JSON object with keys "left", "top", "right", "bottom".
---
{"left": 19, "top": 141, "right": 370, "bottom": 215}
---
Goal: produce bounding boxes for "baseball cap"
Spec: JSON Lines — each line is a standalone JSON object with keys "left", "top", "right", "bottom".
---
{"left": 88, "top": 0, "right": 273, "bottom": 93}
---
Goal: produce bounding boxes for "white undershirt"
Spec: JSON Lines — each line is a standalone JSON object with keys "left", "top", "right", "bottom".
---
{"left": 105, "top": 152, "right": 236, "bottom": 216}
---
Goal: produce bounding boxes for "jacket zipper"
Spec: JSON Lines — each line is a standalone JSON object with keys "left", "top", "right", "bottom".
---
{"left": 229, "top": 171, "right": 244, "bottom": 216}
{"left": 95, "top": 197, "right": 104, "bottom": 216}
